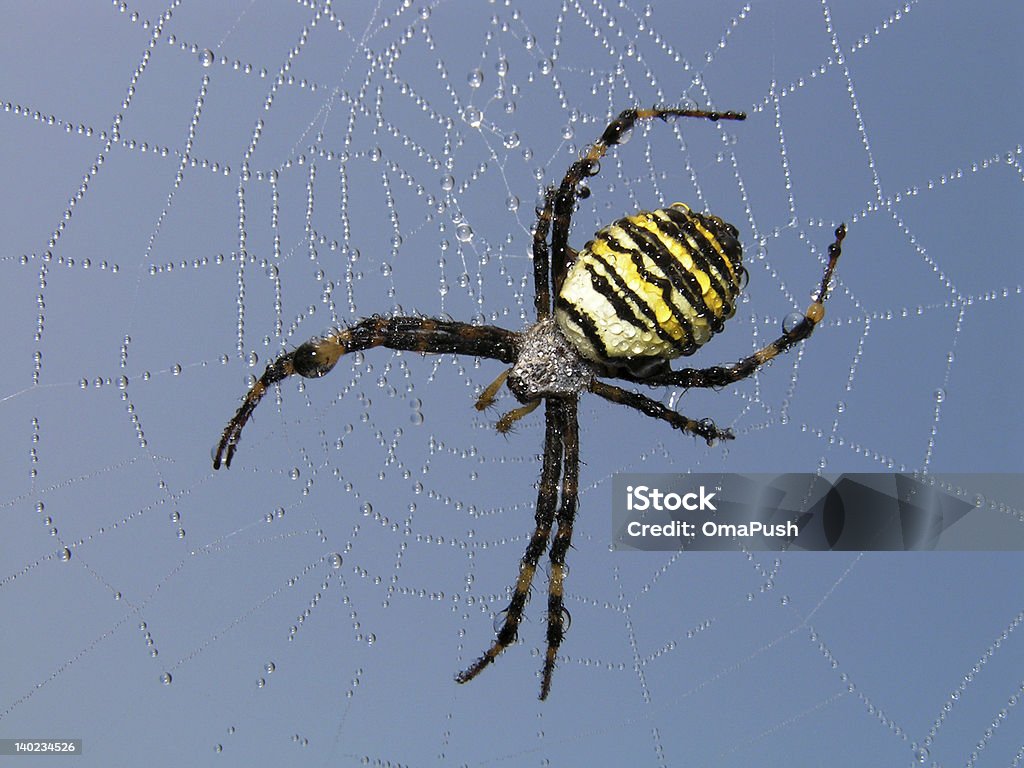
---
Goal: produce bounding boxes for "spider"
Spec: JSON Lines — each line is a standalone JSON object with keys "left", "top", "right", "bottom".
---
{"left": 213, "top": 106, "right": 846, "bottom": 700}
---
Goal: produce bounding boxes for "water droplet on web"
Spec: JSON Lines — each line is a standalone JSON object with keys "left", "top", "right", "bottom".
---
{"left": 467, "top": 68, "right": 483, "bottom": 88}
{"left": 456, "top": 223, "right": 474, "bottom": 242}
{"left": 199, "top": 49, "right": 214, "bottom": 67}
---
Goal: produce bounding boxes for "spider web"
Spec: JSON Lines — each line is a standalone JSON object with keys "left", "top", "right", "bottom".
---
{"left": 2, "top": 1, "right": 1022, "bottom": 765}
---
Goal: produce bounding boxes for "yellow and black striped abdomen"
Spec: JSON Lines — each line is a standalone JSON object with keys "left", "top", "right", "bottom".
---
{"left": 554, "top": 203, "right": 744, "bottom": 366}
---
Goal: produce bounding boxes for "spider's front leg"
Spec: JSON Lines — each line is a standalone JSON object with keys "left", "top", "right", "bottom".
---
{"left": 540, "top": 397, "right": 579, "bottom": 699}
{"left": 213, "top": 316, "right": 518, "bottom": 469}
{"left": 457, "top": 398, "right": 564, "bottom": 694}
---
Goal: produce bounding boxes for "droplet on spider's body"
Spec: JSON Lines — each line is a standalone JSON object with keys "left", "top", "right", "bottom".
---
{"left": 292, "top": 342, "right": 336, "bottom": 378}
{"left": 782, "top": 312, "right": 804, "bottom": 334}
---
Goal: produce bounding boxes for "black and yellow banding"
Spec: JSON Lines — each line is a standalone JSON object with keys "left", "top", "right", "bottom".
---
{"left": 554, "top": 202, "right": 744, "bottom": 366}
{"left": 544, "top": 108, "right": 746, "bottom": 315}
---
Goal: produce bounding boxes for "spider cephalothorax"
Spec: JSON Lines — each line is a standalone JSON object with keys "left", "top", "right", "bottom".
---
{"left": 213, "top": 106, "right": 846, "bottom": 699}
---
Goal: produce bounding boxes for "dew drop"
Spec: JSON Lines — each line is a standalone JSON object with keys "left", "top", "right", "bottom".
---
{"left": 492, "top": 608, "right": 509, "bottom": 633}
{"left": 782, "top": 312, "right": 804, "bottom": 334}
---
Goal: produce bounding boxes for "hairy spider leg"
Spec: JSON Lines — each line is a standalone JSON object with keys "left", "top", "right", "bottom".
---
{"left": 213, "top": 316, "right": 518, "bottom": 469}
{"left": 496, "top": 399, "right": 542, "bottom": 434}
{"left": 474, "top": 369, "right": 509, "bottom": 411}
{"left": 532, "top": 187, "right": 558, "bottom": 320}
{"left": 613, "top": 225, "right": 846, "bottom": 391}
{"left": 540, "top": 397, "right": 579, "bottom": 700}
{"left": 589, "top": 379, "right": 735, "bottom": 445}
{"left": 456, "top": 400, "right": 565, "bottom": 691}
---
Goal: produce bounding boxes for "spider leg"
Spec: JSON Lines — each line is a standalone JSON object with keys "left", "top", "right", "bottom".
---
{"left": 548, "top": 106, "right": 747, "bottom": 297}
{"left": 211, "top": 354, "right": 298, "bottom": 470}
{"left": 456, "top": 397, "right": 563, "bottom": 689}
{"left": 612, "top": 225, "right": 846, "bottom": 391}
{"left": 540, "top": 396, "right": 579, "bottom": 700}
{"left": 496, "top": 399, "right": 541, "bottom": 434}
{"left": 475, "top": 369, "right": 509, "bottom": 411}
{"left": 589, "top": 380, "right": 734, "bottom": 446}
{"left": 532, "top": 187, "right": 557, "bottom": 319}
{"left": 213, "top": 316, "right": 518, "bottom": 469}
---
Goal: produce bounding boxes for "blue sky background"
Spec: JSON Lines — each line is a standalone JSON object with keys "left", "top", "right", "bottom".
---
{"left": 1, "top": 2, "right": 1022, "bottom": 766}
